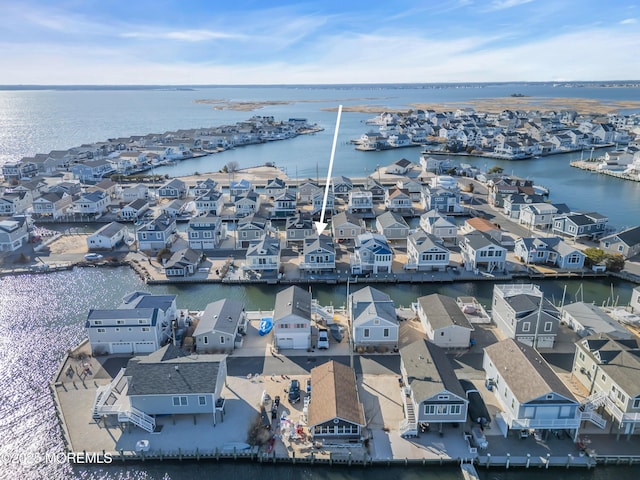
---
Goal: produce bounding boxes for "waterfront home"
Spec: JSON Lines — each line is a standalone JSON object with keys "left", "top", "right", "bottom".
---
{"left": 462, "top": 217, "right": 502, "bottom": 242}
{"left": 331, "top": 175, "right": 353, "bottom": 197}
{"left": 164, "top": 248, "right": 203, "bottom": 277}
{"left": 71, "top": 159, "right": 114, "bottom": 183}
{"left": 119, "top": 198, "right": 150, "bottom": 221}
{"left": 74, "top": 191, "right": 110, "bottom": 217}
{"left": 286, "top": 212, "right": 315, "bottom": 246}
{"left": 347, "top": 189, "right": 374, "bottom": 217}
{"left": 491, "top": 284, "right": 559, "bottom": 349}
{"left": 487, "top": 177, "right": 534, "bottom": 208}
{"left": 273, "top": 285, "right": 312, "bottom": 350}
{"left": 229, "top": 178, "right": 253, "bottom": 201}
{"left": 561, "top": 302, "right": 632, "bottom": 339}
{"left": 514, "top": 237, "right": 586, "bottom": 269}
{"left": 32, "top": 192, "right": 72, "bottom": 219}
{"left": 399, "top": 339, "right": 468, "bottom": 437}
{"left": 87, "top": 222, "right": 128, "bottom": 251}
{"left": 350, "top": 232, "right": 393, "bottom": 275}
{"left": 85, "top": 291, "right": 177, "bottom": 354}
{"left": 0, "top": 218, "right": 29, "bottom": 252}
{"left": 519, "top": 203, "right": 567, "bottom": 232}
{"left": 385, "top": 187, "right": 412, "bottom": 213}
{"left": 416, "top": 294, "right": 473, "bottom": 349}
{"left": 349, "top": 286, "right": 398, "bottom": 350}
{"left": 234, "top": 191, "right": 260, "bottom": 218}
{"left": 195, "top": 189, "right": 224, "bottom": 217}
{"left": 308, "top": 360, "right": 365, "bottom": 443}
{"left": 419, "top": 210, "right": 457, "bottom": 245}
{"left": 2, "top": 160, "right": 39, "bottom": 180}
{"left": 192, "top": 178, "right": 220, "bottom": 197}
{"left": 503, "top": 193, "right": 545, "bottom": 220}
{"left": 93, "top": 179, "right": 118, "bottom": 199}
{"left": 136, "top": 214, "right": 177, "bottom": 251}
{"left": 264, "top": 177, "right": 287, "bottom": 198}
{"left": 272, "top": 191, "right": 297, "bottom": 218}
{"left": 0, "top": 191, "right": 32, "bottom": 215}
{"left": 364, "top": 176, "right": 386, "bottom": 202}
{"left": 300, "top": 234, "right": 336, "bottom": 274}
{"left": 162, "top": 199, "right": 186, "bottom": 218}
{"left": 421, "top": 186, "right": 463, "bottom": 214}
{"left": 297, "top": 181, "right": 322, "bottom": 203}
{"left": 375, "top": 211, "right": 409, "bottom": 241}
{"left": 386, "top": 158, "right": 413, "bottom": 175}
{"left": 459, "top": 231, "right": 507, "bottom": 273}
{"left": 187, "top": 216, "right": 224, "bottom": 250}
{"left": 244, "top": 234, "right": 280, "bottom": 275}
{"left": 193, "top": 298, "right": 247, "bottom": 353}
{"left": 236, "top": 214, "right": 270, "bottom": 249}
{"left": 121, "top": 183, "right": 149, "bottom": 202}
{"left": 396, "top": 178, "right": 423, "bottom": 201}
{"left": 311, "top": 190, "right": 335, "bottom": 217}
{"left": 331, "top": 212, "right": 366, "bottom": 243}
{"left": 483, "top": 338, "right": 582, "bottom": 439}
{"left": 123, "top": 345, "right": 227, "bottom": 424}
{"left": 552, "top": 212, "right": 609, "bottom": 240}
{"left": 572, "top": 333, "right": 640, "bottom": 436}
{"left": 405, "top": 231, "right": 450, "bottom": 271}
{"left": 599, "top": 225, "right": 640, "bottom": 259}
{"left": 157, "top": 178, "right": 188, "bottom": 200}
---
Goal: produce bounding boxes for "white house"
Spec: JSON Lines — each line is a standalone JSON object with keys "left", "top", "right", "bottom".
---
{"left": 405, "top": 231, "right": 450, "bottom": 271}
{"left": 244, "top": 234, "right": 280, "bottom": 274}
{"left": 416, "top": 294, "right": 473, "bottom": 348}
{"left": 331, "top": 211, "right": 366, "bottom": 243}
{"left": 349, "top": 286, "right": 398, "bottom": 350}
{"left": 419, "top": 210, "right": 457, "bottom": 244}
{"left": 561, "top": 302, "right": 632, "bottom": 339}
{"left": 87, "top": 222, "right": 129, "bottom": 250}
{"left": 351, "top": 233, "right": 393, "bottom": 275}
{"left": 273, "top": 286, "right": 312, "bottom": 350}
{"left": 0, "top": 218, "right": 29, "bottom": 252}
{"left": 459, "top": 232, "right": 507, "bottom": 273}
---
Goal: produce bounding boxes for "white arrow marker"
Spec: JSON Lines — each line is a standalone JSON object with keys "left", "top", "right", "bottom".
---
{"left": 315, "top": 104, "right": 342, "bottom": 236}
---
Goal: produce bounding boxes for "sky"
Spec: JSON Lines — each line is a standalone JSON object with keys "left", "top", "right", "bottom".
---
{"left": 0, "top": 0, "right": 639, "bottom": 85}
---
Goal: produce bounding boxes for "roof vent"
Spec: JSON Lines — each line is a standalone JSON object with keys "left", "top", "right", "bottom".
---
{"left": 174, "top": 365, "right": 179, "bottom": 371}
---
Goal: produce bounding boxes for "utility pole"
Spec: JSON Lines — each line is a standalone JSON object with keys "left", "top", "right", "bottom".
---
{"left": 533, "top": 292, "right": 543, "bottom": 350}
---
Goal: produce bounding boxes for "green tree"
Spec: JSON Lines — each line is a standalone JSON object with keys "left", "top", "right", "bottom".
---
{"left": 604, "top": 254, "right": 625, "bottom": 272}
{"left": 487, "top": 166, "right": 504, "bottom": 174}
{"left": 583, "top": 247, "right": 606, "bottom": 266}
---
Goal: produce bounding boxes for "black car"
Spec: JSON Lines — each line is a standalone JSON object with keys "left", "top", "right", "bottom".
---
{"left": 287, "top": 379, "right": 301, "bottom": 403}
{"left": 329, "top": 324, "right": 344, "bottom": 342}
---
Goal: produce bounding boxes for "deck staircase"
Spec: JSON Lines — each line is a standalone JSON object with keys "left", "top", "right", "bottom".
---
{"left": 579, "top": 390, "right": 608, "bottom": 429}
{"left": 312, "top": 300, "right": 335, "bottom": 323}
{"left": 399, "top": 386, "right": 418, "bottom": 438}
{"left": 118, "top": 407, "right": 156, "bottom": 433}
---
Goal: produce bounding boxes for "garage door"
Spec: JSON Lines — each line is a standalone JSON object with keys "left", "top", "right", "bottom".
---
{"left": 293, "top": 336, "right": 309, "bottom": 350}
{"left": 110, "top": 342, "right": 133, "bottom": 354}
{"left": 134, "top": 341, "right": 156, "bottom": 353}
{"left": 277, "top": 337, "right": 294, "bottom": 349}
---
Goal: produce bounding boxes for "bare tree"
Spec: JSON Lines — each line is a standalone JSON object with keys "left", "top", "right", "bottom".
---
{"left": 226, "top": 161, "right": 239, "bottom": 173}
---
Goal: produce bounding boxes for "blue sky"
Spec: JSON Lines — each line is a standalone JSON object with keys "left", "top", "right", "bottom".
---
{"left": 0, "top": 0, "right": 639, "bottom": 84}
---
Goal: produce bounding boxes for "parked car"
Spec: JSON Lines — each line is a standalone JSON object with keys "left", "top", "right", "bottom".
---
{"left": 317, "top": 328, "right": 329, "bottom": 350}
{"left": 287, "top": 379, "right": 300, "bottom": 403}
{"left": 329, "top": 324, "right": 344, "bottom": 342}
{"left": 84, "top": 253, "right": 104, "bottom": 261}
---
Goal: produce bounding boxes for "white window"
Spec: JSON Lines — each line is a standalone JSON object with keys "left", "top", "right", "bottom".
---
{"left": 142, "top": 327, "right": 150, "bottom": 332}
{"left": 198, "top": 396, "right": 207, "bottom": 406}
{"left": 363, "top": 328, "right": 370, "bottom": 338}
{"left": 203, "top": 336, "right": 209, "bottom": 344}
{"left": 522, "top": 322, "right": 531, "bottom": 332}
{"left": 544, "top": 321, "right": 552, "bottom": 332}
{"left": 94, "top": 320, "right": 102, "bottom": 325}
{"left": 633, "top": 398, "right": 640, "bottom": 409}
{"left": 437, "top": 405, "right": 448, "bottom": 415}
{"left": 437, "top": 395, "right": 449, "bottom": 400}
{"left": 172, "top": 396, "right": 188, "bottom": 406}
{"left": 424, "top": 404, "right": 436, "bottom": 415}
{"left": 97, "top": 328, "right": 106, "bottom": 333}
{"left": 450, "top": 404, "right": 461, "bottom": 415}
{"left": 220, "top": 336, "right": 225, "bottom": 344}
{"left": 383, "top": 328, "right": 389, "bottom": 337}
{"left": 116, "top": 320, "right": 125, "bottom": 325}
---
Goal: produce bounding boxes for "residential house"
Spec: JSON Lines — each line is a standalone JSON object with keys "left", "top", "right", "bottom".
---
{"left": 421, "top": 186, "right": 463, "bottom": 214}
{"left": 519, "top": 203, "right": 560, "bottom": 231}
{"left": 503, "top": 194, "right": 545, "bottom": 220}
{"left": 0, "top": 191, "right": 32, "bottom": 216}
{"left": 286, "top": 212, "right": 315, "bottom": 246}
{"left": 85, "top": 291, "right": 177, "bottom": 354}
{"left": 236, "top": 214, "right": 270, "bottom": 248}
{"left": 121, "top": 184, "right": 149, "bottom": 203}
{"left": 300, "top": 234, "right": 336, "bottom": 273}
{"left": 192, "top": 178, "right": 220, "bottom": 197}
{"left": 561, "top": 302, "right": 632, "bottom": 339}
{"left": 265, "top": 177, "right": 287, "bottom": 198}
{"left": 273, "top": 286, "right": 312, "bottom": 350}
{"left": 331, "top": 212, "right": 366, "bottom": 243}
{"left": 416, "top": 294, "right": 473, "bottom": 348}
{"left": 71, "top": 160, "right": 114, "bottom": 183}
{"left": 193, "top": 299, "right": 247, "bottom": 353}
{"left": 572, "top": 334, "right": 640, "bottom": 436}
{"left": 162, "top": 199, "right": 186, "bottom": 218}
{"left": 94, "top": 179, "right": 118, "bottom": 199}
{"left": 164, "top": 248, "right": 203, "bottom": 277}
{"left": 297, "top": 181, "right": 321, "bottom": 203}
{"left": 350, "top": 233, "right": 393, "bottom": 275}
{"left": 188, "top": 216, "right": 225, "bottom": 250}
{"left": 229, "top": 179, "right": 253, "bottom": 201}
{"left": 331, "top": 176, "right": 353, "bottom": 197}
{"left": 234, "top": 191, "right": 260, "bottom": 218}
{"left": 459, "top": 232, "right": 507, "bottom": 273}
{"left": 600, "top": 225, "right": 640, "bottom": 259}
{"left": 136, "top": 214, "right": 177, "bottom": 251}
{"left": 349, "top": 286, "right": 398, "bottom": 349}
{"left": 272, "top": 192, "right": 297, "bottom": 218}
{"left": 375, "top": 211, "right": 409, "bottom": 240}
{"left": 87, "top": 222, "right": 129, "bottom": 250}
{"left": 386, "top": 158, "right": 413, "bottom": 175}
{"left": 311, "top": 190, "right": 335, "bottom": 217}
{"left": 462, "top": 217, "right": 502, "bottom": 242}
{"left": 406, "top": 231, "right": 450, "bottom": 271}
{"left": 74, "top": 191, "right": 110, "bottom": 217}
{"left": 347, "top": 189, "right": 374, "bottom": 217}
{"left": 419, "top": 210, "right": 457, "bottom": 244}
{"left": 514, "top": 237, "right": 586, "bottom": 269}
{"left": 195, "top": 190, "right": 225, "bottom": 217}
{"left": 397, "top": 178, "right": 423, "bottom": 202}
{"left": 0, "top": 218, "right": 29, "bottom": 252}
{"left": 119, "top": 198, "right": 149, "bottom": 221}
{"left": 399, "top": 339, "right": 468, "bottom": 436}
{"left": 491, "top": 284, "right": 559, "bottom": 348}
{"left": 364, "top": 177, "right": 386, "bottom": 202}
{"left": 32, "top": 192, "right": 72, "bottom": 219}
{"left": 483, "top": 338, "right": 582, "bottom": 438}
{"left": 487, "top": 177, "right": 535, "bottom": 208}
{"left": 48, "top": 181, "right": 82, "bottom": 198}
{"left": 308, "top": 360, "right": 365, "bottom": 442}
{"left": 244, "top": 234, "right": 281, "bottom": 274}
{"left": 552, "top": 212, "right": 608, "bottom": 240}
{"left": 157, "top": 179, "right": 188, "bottom": 199}
{"left": 385, "top": 187, "right": 412, "bottom": 213}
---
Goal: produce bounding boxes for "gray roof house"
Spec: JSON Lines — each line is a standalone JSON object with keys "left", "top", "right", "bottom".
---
{"left": 460, "top": 231, "right": 507, "bottom": 273}
{"left": 236, "top": 214, "right": 270, "bottom": 248}
{"left": 331, "top": 211, "right": 366, "bottom": 243}
{"left": 273, "top": 286, "right": 312, "bottom": 350}
{"left": 349, "top": 286, "right": 398, "bottom": 349}
{"left": 0, "top": 218, "right": 29, "bottom": 252}
{"left": 406, "top": 231, "right": 450, "bottom": 272}
{"left": 600, "top": 225, "right": 640, "bottom": 259}
{"left": 419, "top": 210, "right": 457, "bottom": 244}
{"left": 561, "top": 302, "right": 632, "bottom": 339}
{"left": 195, "top": 189, "right": 224, "bottom": 217}
{"left": 399, "top": 339, "right": 468, "bottom": 437}
{"left": 234, "top": 191, "right": 261, "bottom": 217}
{"left": 87, "top": 221, "right": 129, "bottom": 250}
{"left": 552, "top": 212, "right": 608, "bottom": 240}
{"left": 300, "top": 234, "right": 336, "bottom": 273}
{"left": 375, "top": 211, "right": 409, "bottom": 240}
{"left": 119, "top": 198, "right": 150, "bottom": 221}
{"left": 137, "top": 214, "right": 177, "bottom": 251}
{"left": 164, "top": 248, "right": 203, "bottom": 277}
{"left": 514, "top": 236, "right": 585, "bottom": 269}
{"left": 244, "top": 234, "right": 281, "bottom": 276}
{"left": 188, "top": 216, "right": 224, "bottom": 250}
{"left": 483, "top": 338, "right": 582, "bottom": 438}
{"left": 416, "top": 294, "right": 473, "bottom": 349}
{"left": 193, "top": 299, "right": 247, "bottom": 352}
{"left": 286, "top": 212, "right": 315, "bottom": 245}
{"left": 157, "top": 178, "right": 188, "bottom": 199}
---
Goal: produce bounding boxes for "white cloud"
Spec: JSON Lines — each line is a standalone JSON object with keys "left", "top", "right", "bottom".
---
{"left": 489, "top": 0, "right": 534, "bottom": 10}
{"left": 122, "top": 29, "right": 244, "bottom": 42}
{"left": 620, "top": 18, "right": 637, "bottom": 24}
